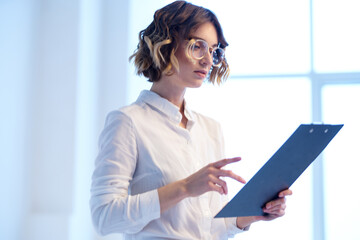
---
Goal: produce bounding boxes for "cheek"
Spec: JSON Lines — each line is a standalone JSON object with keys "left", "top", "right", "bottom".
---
{"left": 175, "top": 47, "right": 196, "bottom": 68}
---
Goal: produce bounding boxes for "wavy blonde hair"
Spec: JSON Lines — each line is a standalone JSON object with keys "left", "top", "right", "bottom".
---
{"left": 129, "top": 1, "right": 230, "bottom": 84}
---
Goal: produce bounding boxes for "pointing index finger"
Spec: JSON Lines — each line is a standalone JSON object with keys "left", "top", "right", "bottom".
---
{"left": 213, "top": 157, "right": 242, "bottom": 168}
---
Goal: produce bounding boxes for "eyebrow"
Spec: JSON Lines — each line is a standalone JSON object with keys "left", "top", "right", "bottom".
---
{"left": 190, "top": 36, "right": 219, "bottom": 48}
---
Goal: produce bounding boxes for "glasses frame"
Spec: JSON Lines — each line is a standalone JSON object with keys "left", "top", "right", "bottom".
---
{"left": 187, "top": 39, "right": 225, "bottom": 67}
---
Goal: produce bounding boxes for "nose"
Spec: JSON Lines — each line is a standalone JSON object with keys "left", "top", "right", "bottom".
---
{"left": 200, "top": 50, "right": 213, "bottom": 66}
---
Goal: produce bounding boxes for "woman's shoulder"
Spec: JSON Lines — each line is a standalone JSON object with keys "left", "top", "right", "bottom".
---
{"left": 104, "top": 101, "right": 146, "bottom": 125}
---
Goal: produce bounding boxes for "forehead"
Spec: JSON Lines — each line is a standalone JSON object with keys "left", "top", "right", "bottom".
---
{"left": 191, "top": 22, "right": 219, "bottom": 47}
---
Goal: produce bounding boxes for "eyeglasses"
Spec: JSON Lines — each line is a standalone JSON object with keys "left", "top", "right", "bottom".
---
{"left": 188, "top": 39, "right": 225, "bottom": 67}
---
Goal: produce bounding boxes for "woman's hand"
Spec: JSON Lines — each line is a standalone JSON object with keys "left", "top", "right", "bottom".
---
{"left": 158, "top": 157, "right": 246, "bottom": 213}
{"left": 261, "top": 189, "right": 292, "bottom": 220}
{"left": 183, "top": 157, "right": 246, "bottom": 197}
{"left": 236, "top": 189, "right": 293, "bottom": 229}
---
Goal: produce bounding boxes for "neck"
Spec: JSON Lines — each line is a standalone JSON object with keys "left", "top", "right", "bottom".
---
{"left": 150, "top": 77, "right": 188, "bottom": 129}
{"left": 150, "top": 80, "right": 186, "bottom": 108}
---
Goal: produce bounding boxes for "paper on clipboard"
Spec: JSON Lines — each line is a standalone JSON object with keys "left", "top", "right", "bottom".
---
{"left": 215, "top": 124, "right": 343, "bottom": 218}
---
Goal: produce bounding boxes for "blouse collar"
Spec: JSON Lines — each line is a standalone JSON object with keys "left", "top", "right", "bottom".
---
{"left": 137, "top": 90, "right": 196, "bottom": 129}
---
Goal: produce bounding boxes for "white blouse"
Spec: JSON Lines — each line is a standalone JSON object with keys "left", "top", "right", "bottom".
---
{"left": 90, "top": 90, "right": 244, "bottom": 239}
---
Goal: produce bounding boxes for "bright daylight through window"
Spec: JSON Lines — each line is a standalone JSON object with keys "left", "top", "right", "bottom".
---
{"left": 185, "top": 0, "right": 360, "bottom": 240}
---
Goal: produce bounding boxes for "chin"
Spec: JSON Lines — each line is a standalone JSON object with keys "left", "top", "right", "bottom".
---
{"left": 189, "top": 79, "right": 204, "bottom": 88}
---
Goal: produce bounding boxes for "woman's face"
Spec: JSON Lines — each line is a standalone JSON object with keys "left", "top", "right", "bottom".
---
{"left": 172, "top": 22, "right": 219, "bottom": 89}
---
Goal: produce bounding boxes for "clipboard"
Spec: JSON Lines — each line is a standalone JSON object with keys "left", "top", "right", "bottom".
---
{"left": 215, "top": 124, "right": 343, "bottom": 218}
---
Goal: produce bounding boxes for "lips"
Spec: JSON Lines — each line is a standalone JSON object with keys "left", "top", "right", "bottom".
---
{"left": 194, "top": 70, "right": 208, "bottom": 78}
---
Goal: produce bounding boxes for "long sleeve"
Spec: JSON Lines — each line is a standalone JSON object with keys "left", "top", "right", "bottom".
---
{"left": 90, "top": 90, "right": 248, "bottom": 239}
{"left": 90, "top": 111, "right": 161, "bottom": 235}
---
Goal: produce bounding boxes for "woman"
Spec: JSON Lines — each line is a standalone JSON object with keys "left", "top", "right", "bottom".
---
{"left": 90, "top": 1, "right": 292, "bottom": 239}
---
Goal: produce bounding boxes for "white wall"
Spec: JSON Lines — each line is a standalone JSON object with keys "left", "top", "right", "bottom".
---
{"left": 0, "top": 0, "right": 131, "bottom": 239}
{"left": 25, "top": 1, "right": 79, "bottom": 238}
{"left": 0, "top": 1, "right": 34, "bottom": 239}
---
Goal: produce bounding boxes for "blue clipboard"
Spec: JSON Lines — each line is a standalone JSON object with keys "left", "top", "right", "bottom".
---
{"left": 215, "top": 124, "right": 343, "bottom": 218}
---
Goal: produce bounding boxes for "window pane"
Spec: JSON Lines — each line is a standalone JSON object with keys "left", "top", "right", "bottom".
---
{"left": 313, "top": 0, "right": 360, "bottom": 72}
{"left": 190, "top": 0, "right": 310, "bottom": 75}
{"left": 186, "top": 78, "right": 312, "bottom": 240}
{"left": 322, "top": 84, "right": 360, "bottom": 240}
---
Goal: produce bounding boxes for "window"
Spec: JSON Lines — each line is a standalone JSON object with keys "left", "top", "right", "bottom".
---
{"left": 186, "top": 1, "right": 360, "bottom": 240}
{"left": 313, "top": 0, "right": 360, "bottom": 73}
{"left": 322, "top": 84, "right": 360, "bottom": 240}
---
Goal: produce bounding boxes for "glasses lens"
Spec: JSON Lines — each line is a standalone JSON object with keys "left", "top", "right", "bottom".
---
{"left": 191, "top": 40, "right": 208, "bottom": 59}
{"left": 212, "top": 48, "right": 225, "bottom": 66}
{"left": 190, "top": 39, "right": 225, "bottom": 66}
